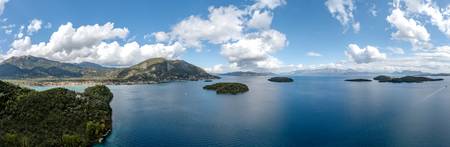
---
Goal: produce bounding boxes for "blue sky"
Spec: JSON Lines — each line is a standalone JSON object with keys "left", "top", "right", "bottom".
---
{"left": 0, "top": 0, "right": 449, "bottom": 73}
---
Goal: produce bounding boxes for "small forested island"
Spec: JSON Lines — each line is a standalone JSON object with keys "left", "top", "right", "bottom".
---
{"left": 373, "top": 75, "right": 444, "bottom": 83}
{"left": 203, "top": 82, "right": 249, "bottom": 95}
{"left": 0, "top": 80, "right": 113, "bottom": 146}
{"left": 345, "top": 79, "right": 372, "bottom": 82}
{"left": 268, "top": 77, "right": 294, "bottom": 83}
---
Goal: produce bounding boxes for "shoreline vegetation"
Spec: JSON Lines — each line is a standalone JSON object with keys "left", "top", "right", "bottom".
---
{"left": 0, "top": 80, "right": 113, "bottom": 146}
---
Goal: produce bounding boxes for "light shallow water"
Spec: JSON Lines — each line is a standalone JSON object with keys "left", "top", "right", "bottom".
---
{"left": 34, "top": 76, "right": 450, "bottom": 146}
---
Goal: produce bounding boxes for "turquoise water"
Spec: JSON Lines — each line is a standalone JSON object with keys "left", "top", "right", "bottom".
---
{"left": 34, "top": 76, "right": 450, "bottom": 146}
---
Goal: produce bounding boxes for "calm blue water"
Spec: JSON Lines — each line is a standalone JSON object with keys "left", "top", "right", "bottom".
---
{"left": 35, "top": 76, "right": 450, "bottom": 146}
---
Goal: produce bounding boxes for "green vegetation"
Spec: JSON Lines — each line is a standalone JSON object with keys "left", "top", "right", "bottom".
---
{"left": 268, "top": 77, "right": 294, "bottom": 83}
{"left": 203, "top": 82, "right": 249, "bottom": 95}
{"left": 345, "top": 79, "right": 372, "bottom": 82}
{"left": 0, "top": 81, "right": 113, "bottom": 146}
{"left": 373, "top": 75, "right": 444, "bottom": 83}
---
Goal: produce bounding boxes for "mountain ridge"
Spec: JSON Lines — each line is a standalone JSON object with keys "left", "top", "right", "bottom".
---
{"left": 0, "top": 56, "right": 218, "bottom": 82}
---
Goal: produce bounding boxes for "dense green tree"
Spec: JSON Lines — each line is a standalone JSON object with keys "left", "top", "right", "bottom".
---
{"left": 0, "top": 81, "right": 113, "bottom": 146}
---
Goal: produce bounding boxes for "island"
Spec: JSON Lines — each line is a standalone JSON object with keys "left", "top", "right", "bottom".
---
{"left": 345, "top": 79, "right": 372, "bottom": 82}
{"left": 0, "top": 80, "right": 113, "bottom": 146}
{"left": 373, "top": 75, "right": 444, "bottom": 83}
{"left": 268, "top": 77, "right": 294, "bottom": 83}
{"left": 203, "top": 82, "right": 249, "bottom": 94}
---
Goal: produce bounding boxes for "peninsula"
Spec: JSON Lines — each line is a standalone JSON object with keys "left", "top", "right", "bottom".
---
{"left": 0, "top": 81, "right": 113, "bottom": 146}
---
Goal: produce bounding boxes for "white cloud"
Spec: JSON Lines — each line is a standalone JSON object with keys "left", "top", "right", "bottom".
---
{"left": 370, "top": 4, "right": 377, "bottom": 16}
{"left": 345, "top": 44, "right": 387, "bottom": 64}
{"left": 386, "top": 8, "right": 431, "bottom": 49}
{"left": 402, "top": 0, "right": 450, "bottom": 38}
{"left": 220, "top": 29, "right": 286, "bottom": 70}
{"left": 204, "top": 63, "right": 240, "bottom": 73}
{"left": 2, "top": 0, "right": 288, "bottom": 71}
{"left": 167, "top": 6, "right": 245, "bottom": 48}
{"left": 252, "top": 0, "right": 287, "bottom": 10}
{"left": 152, "top": 31, "right": 169, "bottom": 42}
{"left": 151, "top": 0, "right": 288, "bottom": 71}
{"left": 1, "top": 23, "right": 14, "bottom": 34}
{"left": 0, "top": 0, "right": 8, "bottom": 16}
{"left": 325, "top": 0, "right": 360, "bottom": 33}
{"left": 44, "top": 22, "right": 52, "bottom": 29}
{"left": 307, "top": 51, "right": 322, "bottom": 57}
{"left": 27, "top": 19, "right": 43, "bottom": 34}
{"left": 3, "top": 22, "right": 187, "bottom": 66}
{"left": 247, "top": 10, "right": 273, "bottom": 30}
{"left": 388, "top": 47, "right": 405, "bottom": 54}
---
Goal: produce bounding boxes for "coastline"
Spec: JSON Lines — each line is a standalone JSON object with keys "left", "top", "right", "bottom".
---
{"left": 2, "top": 77, "right": 217, "bottom": 87}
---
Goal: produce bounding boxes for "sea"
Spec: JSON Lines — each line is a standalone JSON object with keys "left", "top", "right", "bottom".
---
{"left": 33, "top": 76, "right": 450, "bottom": 146}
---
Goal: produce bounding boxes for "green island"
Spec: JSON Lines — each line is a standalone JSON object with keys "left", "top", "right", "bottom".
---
{"left": 203, "top": 82, "right": 249, "bottom": 95}
{"left": 373, "top": 75, "right": 444, "bottom": 83}
{"left": 345, "top": 79, "right": 372, "bottom": 82}
{"left": 0, "top": 80, "right": 113, "bottom": 146}
{"left": 268, "top": 77, "right": 294, "bottom": 83}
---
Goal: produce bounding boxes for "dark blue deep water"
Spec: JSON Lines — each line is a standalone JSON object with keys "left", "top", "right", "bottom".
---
{"left": 85, "top": 76, "right": 450, "bottom": 146}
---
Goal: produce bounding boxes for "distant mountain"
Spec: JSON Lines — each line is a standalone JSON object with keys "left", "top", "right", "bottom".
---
{"left": 392, "top": 70, "right": 429, "bottom": 76}
{"left": 115, "top": 58, "right": 218, "bottom": 82}
{"left": 0, "top": 56, "right": 83, "bottom": 78}
{"left": 289, "top": 68, "right": 373, "bottom": 76}
{"left": 221, "top": 71, "right": 275, "bottom": 76}
{"left": 0, "top": 56, "right": 112, "bottom": 78}
{"left": 75, "top": 61, "right": 109, "bottom": 70}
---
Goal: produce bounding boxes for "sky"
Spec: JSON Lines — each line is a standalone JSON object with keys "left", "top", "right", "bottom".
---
{"left": 0, "top": 0, "right": 449, "bottom": 73}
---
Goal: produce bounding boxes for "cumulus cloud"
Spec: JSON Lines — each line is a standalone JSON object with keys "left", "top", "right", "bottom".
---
{"left": 220, "top": 30, "right": 286, "bottom": 70}
{"left": 27, "top": 19, "right": 43, "bottom": 34}
{"left": 252, "top": 0, "right": 287, "bottom": 10}
{"left": 386, "top": 8, "right": 431, "bottom": 49}
{"left": 167, "top": 6, "right": 245, "bottom": 48}
{"left": 204, "top": 63, "right": 240, "bottom": 73}
{"left": 247, "top": 10, "right": 273, "bottom": 30}
{"left": 388, "top": 47, "right": 405, "bottom": 54}
{"left": 3, "top": 22, "right": 186, "bottom": 66}
{"left": 2, "top": 0, "right": 288, "bottom": 70}
{"left": 152, "top": 0, "right": 288, "bottom": 71}
{"left": 0, "top": 0, "right": 8, "bottom": 16}
{"left": 325, "top": 0, "right": 360, "bottom": 33}
{"left": 307, "top": 51, "right": 322, "bottom": 57}
{"left": 402, "top": 0, "right": 450, "bottom": 38}
{"left": 345, "top": 44, "right": 387, "bottom": 64}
